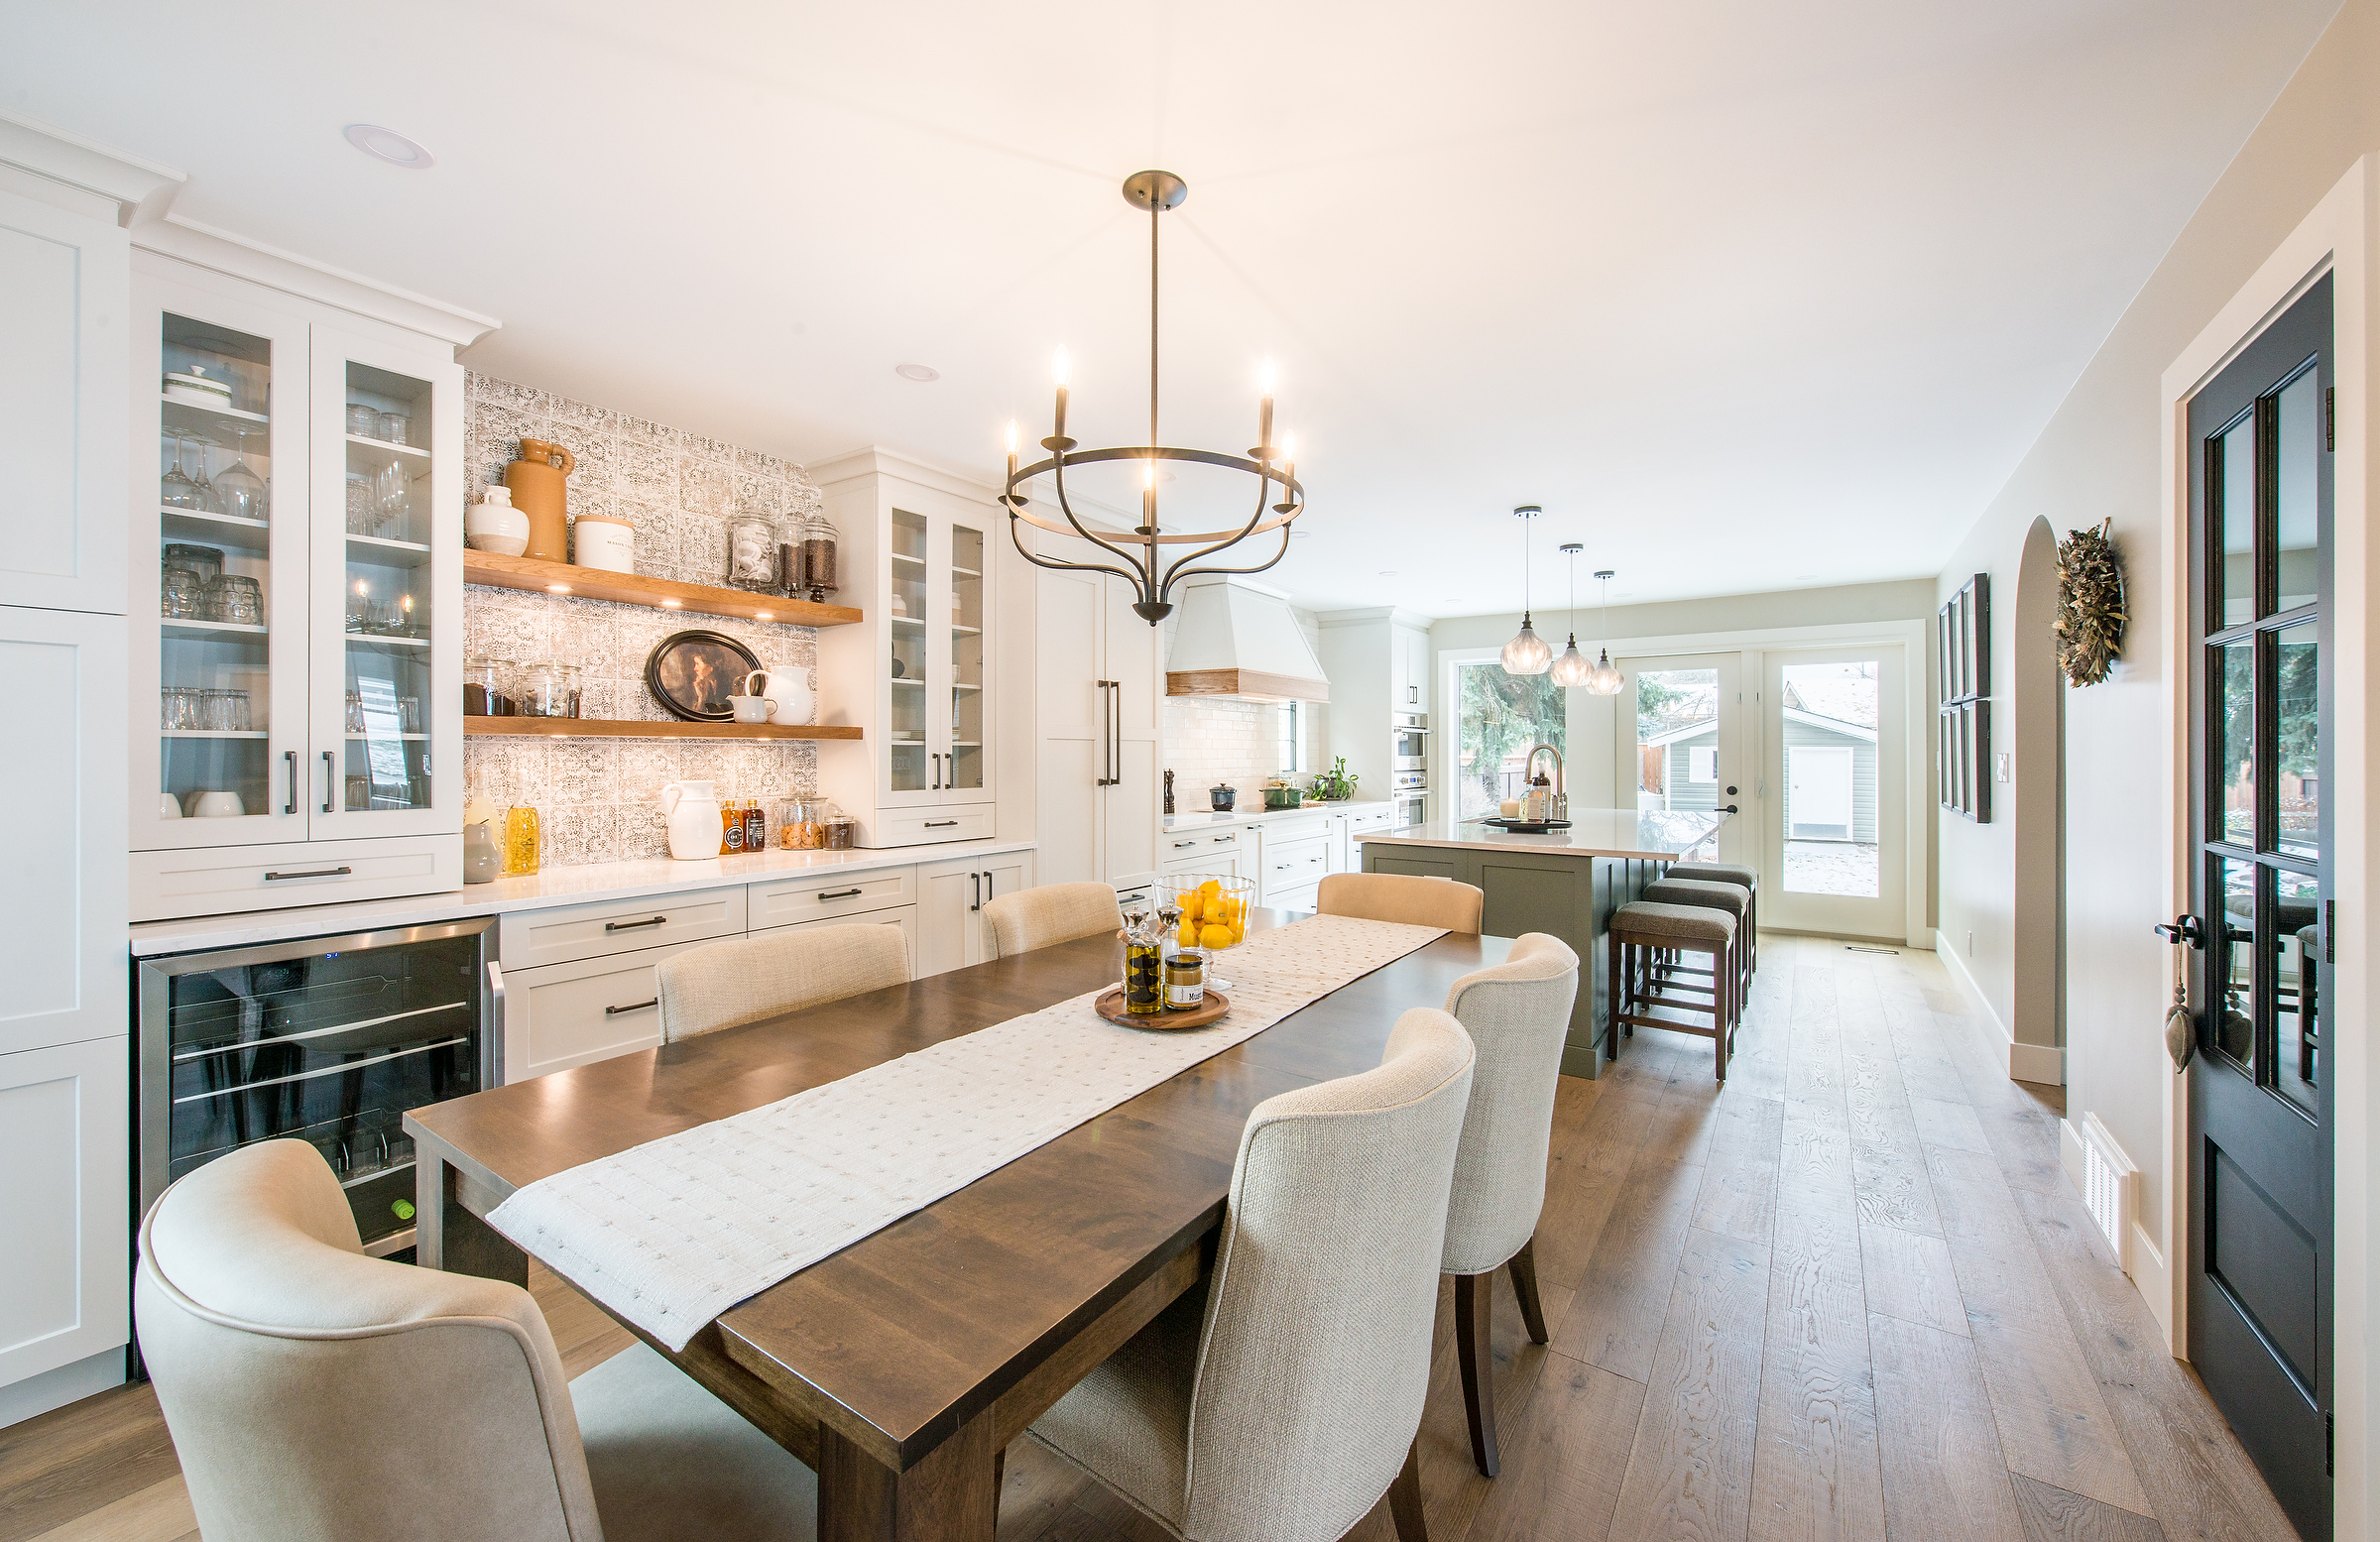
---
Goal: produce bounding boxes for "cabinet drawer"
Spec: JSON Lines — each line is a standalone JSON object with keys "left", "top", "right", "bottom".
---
{"left": 1261, "top": 815, "right": 1332, "bottom": 844}
{"left": 750, "top": 907, "right": 918, "bottom": 975}
{"left": 1266, "top": 836, "right": 1331, "bottom": 878}
{"left": 750, "top": 865, "right": 916, "bottom": 928}
{"left": 498, "top": 887, "right": 747, "bottom": 972}
{"left": 500, "top": 942, "right": 695, "bottom": 1083}
{"left": 1348, "top": 806, "right": 1396, "bottom": 832}
{"left": 870, "top": 804, "right": 996, "bottom": 847}
{"left": 1269, "top": 883, "right": 1321, "bottom": 914}
{"left": 130, "top": 836, "right": 461, "bottom": 923}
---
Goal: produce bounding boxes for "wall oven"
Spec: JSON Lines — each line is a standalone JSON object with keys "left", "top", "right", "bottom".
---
{"left": 1392, "top": 712, "right": 1430, "bottom": 772}
{"left": 137, "top": 918, "right": 497, "bottom": 1263}
{"left": 1391, "top": 782, "right": 1430, "bottom": 831}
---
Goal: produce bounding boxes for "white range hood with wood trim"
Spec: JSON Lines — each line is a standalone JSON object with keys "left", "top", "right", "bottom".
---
{"left": 1163, "top": 575, "right": 1330, "bottom": 703}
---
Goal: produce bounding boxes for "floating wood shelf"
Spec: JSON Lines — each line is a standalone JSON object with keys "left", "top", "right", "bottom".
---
{"left": 462, "top": 551, "right": 865, "bottom": 627}
{"left": 466, "top": 716, "right": 863, "bottom": 741}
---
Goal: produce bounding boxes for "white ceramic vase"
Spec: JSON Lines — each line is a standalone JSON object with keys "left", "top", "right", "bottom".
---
{"left": 465, "top": 487, "right": 532, "bottom": 556}
{"left": 743, "top": 667, "right": 814, "bottom": 726}
{"left": 659, "top": 779, "right": 723, "bottom": 861}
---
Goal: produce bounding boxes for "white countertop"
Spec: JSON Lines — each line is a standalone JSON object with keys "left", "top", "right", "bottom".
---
{"left": 1162, "top": 800, "right": 1391, "bottom": 831}
{"left": 129, "top": 839, "right": 1037, "bottom": 957}
{"left": 1363, "top": 808, "right": 1727, "bottom": 860}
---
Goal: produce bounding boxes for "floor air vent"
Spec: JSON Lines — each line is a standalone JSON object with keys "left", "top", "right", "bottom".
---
{"left": 2076, "top": 1114, "right": 2135, "bottom": 1275}
{"left": 1844, "top": 945, "right": 1900, "bottom": 955}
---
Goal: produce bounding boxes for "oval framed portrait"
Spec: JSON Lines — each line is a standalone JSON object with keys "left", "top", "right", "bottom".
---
{"left": 645, "top": 630, "right": 762, "bottom": 722}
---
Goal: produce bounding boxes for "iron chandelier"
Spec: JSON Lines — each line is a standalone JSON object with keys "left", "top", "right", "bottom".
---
{"left": 1000, "top": 170, "right": 1306, "bottom": 625}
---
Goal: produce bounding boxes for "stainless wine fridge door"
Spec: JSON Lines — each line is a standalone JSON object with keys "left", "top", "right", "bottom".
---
{"left": 136, "top": 917, "right": 494, "bottom": 1258}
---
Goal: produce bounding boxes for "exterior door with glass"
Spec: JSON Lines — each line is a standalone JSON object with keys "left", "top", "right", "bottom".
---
{"left": 1618, "top": 653, "right": 1746, "bottom": 867}
{"left": 1760, "top": 649, "right": 1904, "bottom": 938}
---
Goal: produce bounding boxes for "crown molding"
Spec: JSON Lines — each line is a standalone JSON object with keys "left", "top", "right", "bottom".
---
{"left": 806, "top": 444, "right": 1002, "bottom": 502}
{"left": 132, "top": 215, "right": 500, "bottom": 347}
{"left": 0, "top": 109, "right": 183, "bottom": 224}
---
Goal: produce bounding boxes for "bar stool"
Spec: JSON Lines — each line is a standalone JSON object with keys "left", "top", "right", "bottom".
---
{"left": 1641, "top": 877, "right": 1751, "bottom": 1007}
{"left": 1608, "top": 900, "right": 1737, "bottom": 1082}
{"left": 1666, "top": 861, "right": 1757, "bottom": 977}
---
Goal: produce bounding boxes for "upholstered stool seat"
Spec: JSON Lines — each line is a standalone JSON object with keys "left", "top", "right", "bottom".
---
{"left": 1642, "top": 877, "right": 1751, "bottom": 1004}
{"left": 1607, "top": 900, "right": 1737, "bottom": 1082}
{"left": 1664, "top": 861, "right": 1758, "bottom": 976}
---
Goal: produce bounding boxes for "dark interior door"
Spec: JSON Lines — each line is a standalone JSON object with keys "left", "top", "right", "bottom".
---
{"left": 2185, "top": 273, "right": 2332, "bottom": 1540}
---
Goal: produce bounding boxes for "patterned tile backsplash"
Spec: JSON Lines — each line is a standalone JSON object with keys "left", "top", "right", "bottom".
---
{"left": 461, "top": 372, "right": 827, "bottom": 865}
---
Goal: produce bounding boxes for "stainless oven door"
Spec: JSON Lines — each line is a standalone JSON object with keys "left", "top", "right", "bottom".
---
{"left": 1391, "top": 791, "right": 1429, "bottom": 830}
{"left": 1391, "top": 716, "right": 1430, "bottom": 768}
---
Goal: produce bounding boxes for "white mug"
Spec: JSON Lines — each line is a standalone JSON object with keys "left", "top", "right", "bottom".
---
{"left": 189, "top": 790, "right": 244, "bottom": 818}
{"left": 728, "top": 694, "right": 774, "bottom": 724}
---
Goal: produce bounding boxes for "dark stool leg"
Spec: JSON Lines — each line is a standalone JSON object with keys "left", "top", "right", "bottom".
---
{"left": 1455, "top": 1269, "right": 1499, "bottom": 1477}
{"left": 1508, "top": 1236, "right": 1550, "bottom": 1345}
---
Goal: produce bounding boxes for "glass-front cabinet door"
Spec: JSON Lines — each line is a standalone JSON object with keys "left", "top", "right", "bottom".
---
{"left": 882, "top": 506, "right": 994, "bottom": 807}
{"left": 132, "top": 278, "right": 312, "bottom": 851}
{"left": 308, "top": 326, "right": 459, "bottom": 839}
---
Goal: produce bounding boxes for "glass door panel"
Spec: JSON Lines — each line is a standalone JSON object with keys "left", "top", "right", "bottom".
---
{"left": 946, "top": 520, "right": 985, "bottom": 794}
{"left": 1616, "top": 652, "right": 1743, "bottom": 867}
{"left": 887, "top": 509, "right": 930, "bottom": 797}
{"left": 1760, "top": 648, "right": 1905, "bottom": 938}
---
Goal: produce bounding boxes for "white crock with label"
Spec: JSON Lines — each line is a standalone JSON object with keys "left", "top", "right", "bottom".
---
{"left": 659, "top": 779, "right": 723, "bottom": 860}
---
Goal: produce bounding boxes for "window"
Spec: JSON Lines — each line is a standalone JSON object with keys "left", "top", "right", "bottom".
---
{"left": 1457, "top": 661, "right": 1564, "bottom": 819}
{"left": 1688, "top": 746, "right": 1719, "bottom": 783}
{"left": 1276, "top": 701, "right": 1308, "bottom": 774}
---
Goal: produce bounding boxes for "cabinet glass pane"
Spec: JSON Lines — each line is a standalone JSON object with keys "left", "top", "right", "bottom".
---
{"left": 2210, "top": 855, "right": 2257, "bottom": 1074}
{"left": 2215, "top": 639, "right": 2254, "bottom": 845}
{"left": 890, "top": 510, "right": 928, "bottom": 791}
{"left": 2275, "top": 619, "right": 2318, "bottom": 858}
{"left": 342, "top": 361, "right": 434, "bottom": 814}
{"left": 2214, "top": 414, "right": 2256, "bottom": 627}
{"left": 2274, "top": 868, "right": 2320, "bottom": 1116}
{"left": 949, "top": 522, "right": 985, "bottom": 791}
{"left": 2275, "top": 369, "right": 2320, "bottom": 613}
{"left": 160, "top": 314, "right": 277, "bottom": 819}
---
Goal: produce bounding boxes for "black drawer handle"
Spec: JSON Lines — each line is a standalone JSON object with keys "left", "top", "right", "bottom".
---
{"left": 264, "top": 866, "right": 354, "bottom": 882}
{"left": 818, "top": 888, "right": 864, "bottom": 900}
{"left": 1212, "top": 835, "right": 1233, "bottom": 843}
{"left": 604, "top": 915, "right": 667, "bottom": 932}
{"left": 605, "top": 999, "right": 657, "bottom": 1016}
{"left": 1173, "top": 840, "right": 1197, "bottom": 849}
{"left": 924, "top": 820, "right": 958, "bottom": 828}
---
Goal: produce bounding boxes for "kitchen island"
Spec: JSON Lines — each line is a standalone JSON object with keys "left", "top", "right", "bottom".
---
{"left": 1362, "top": 809, "right": 1728, "bottom": 1076}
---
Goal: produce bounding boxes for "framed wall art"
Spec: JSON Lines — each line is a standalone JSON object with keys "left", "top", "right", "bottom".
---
{"left": 1939, "top": 572, "right": 1990, "bottom": 822}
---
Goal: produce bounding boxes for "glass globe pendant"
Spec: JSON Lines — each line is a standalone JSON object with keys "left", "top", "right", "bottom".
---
{"left": 1550, "top": 542, "right": 1594, "bottom": 686}
{"left": 1500, "top": 506, "right": 1552, "bottom": 674}
{"left": 1583, "top": 569, "right": 1625, "bottom": 694}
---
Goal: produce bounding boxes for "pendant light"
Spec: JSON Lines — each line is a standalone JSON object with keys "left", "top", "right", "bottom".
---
{"left": 1499, "top": 506, "right": 1552, "bottom": 674}
{"left": 1549, "top": 542, "right": 1593, "bottom": 686}
{"left": 1584, "top": 568, "right": 1625, "bottom": 694}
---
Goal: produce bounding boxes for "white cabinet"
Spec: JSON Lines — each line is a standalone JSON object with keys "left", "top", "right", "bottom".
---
{"left": 498, "top": 942, "right": 685, "bottom": 1083}
{"left": 1316, "top": 610, "right": 1434, "bottom": 806}
{"left": 0, "top": 1038, "right": 129, "bottom": 1394}
{"left": 1395, "top": 626, "right": 1432, "bottom": 714}
{"left": 812, "top": 449, "right": 1002, "bottom": 848}
{"left": 497, "top": 888, "right": 748, "bottom": 973}
{"left": 127, "top": 253, "right": 465, "bottom": 918}
{"left": 1162, "top": 823, "right": 1247, "bottom": 884}
{"left": 916, "top": 850, "right": 1033, "bottom": 976}
{"left": 1326, "top": 803, "right": 1397, "bottom": 876}
{"left": 1256, "top": 813, "right": 1332, "bottom": 911}
{"left": 1032, "top": 564, "right": 1161, "bottom": 893}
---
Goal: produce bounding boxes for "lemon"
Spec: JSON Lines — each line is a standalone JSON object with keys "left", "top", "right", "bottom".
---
{"left": 1200, "top": 923, "right": 1234, "bottom": 950}
{"left": 1178, "top": 920, "right": 1199, "bottom": 948}
{"left": 1181, "top": 892, "right": 1204, "bottom": 923}
{"left": 1198, "top": 879, "right": 1222, "bottom": 899}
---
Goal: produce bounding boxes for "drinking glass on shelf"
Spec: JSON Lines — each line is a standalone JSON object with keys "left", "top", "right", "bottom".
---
{"left": 346, "top": 473, "right": 372, "bottom": 534}
{"left": 398, "top": 696, "right": 421, "bottom": 734}
{"left": 183, "top": 435, "right": 221, "bottom": 513}
{"left": 346, "top": 404, "right": 380, "bottom": 438}
{"left": 345, "top": 690, "right": 365, "bottom": 733}
{"left": 224, "top": 689, "right": 251, "bottom": 732}
{"left": 209, "top": 574, "right": 264, "bottom": 626}
{"left": 161, "top": 687, "right": 187, "bottom": 730}
{"left": 345, "top": 774, "right": 372, "bottom": 811}
{"left": 161, "top": 569, "right": 205, "bottom": 619}
{"left": 375, "top": 458, "right": 408, "bottom": 537}
{"left": 161, "top": 436, "right": 206, "bottom": 511}
{"left": 378, "top": 412, "right": 411, "bottom": 447}
{"left": 213, "top": 425, "right": 268, "bottom": 522}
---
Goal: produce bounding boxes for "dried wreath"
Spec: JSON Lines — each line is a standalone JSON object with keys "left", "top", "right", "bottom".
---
{"left": 2055, "top": 520, "right": 2126, "bottom": 686}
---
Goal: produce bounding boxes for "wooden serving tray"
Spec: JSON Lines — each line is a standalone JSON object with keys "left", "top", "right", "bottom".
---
{"left": 1094, "top": 987, "right": 1232, "bottom": 1030}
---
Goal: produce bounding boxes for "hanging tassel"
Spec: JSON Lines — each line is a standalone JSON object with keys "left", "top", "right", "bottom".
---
{"left": 2164, "top": 942, "right": 2195, "bottom": 1074}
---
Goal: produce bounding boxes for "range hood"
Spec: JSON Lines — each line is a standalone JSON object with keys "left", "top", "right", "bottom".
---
{"left": 1164, "top": 575, "right": 1330, "bottom": 703}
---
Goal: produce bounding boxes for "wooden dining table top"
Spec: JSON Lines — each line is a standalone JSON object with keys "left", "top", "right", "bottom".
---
{"left": 406, "top": 909, "right": 1505, "bottom": 1481}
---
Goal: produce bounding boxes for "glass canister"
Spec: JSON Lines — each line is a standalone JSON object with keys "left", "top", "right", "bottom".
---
{"left": 820, "top": 802, "right": 854, "bottom": 849}
{"left": 464, "top": 657, "right": 515, "bottom": 717}
{"left": 799, "top": 510, "right": 839, "bottom": 602}
{"left": 776, "top": 798, "right": 825, "bottom": 850}
{"left": 517, "top": 659, "right": 579, "bottom": 719}
{"left": 727, "top": 513, "right": 778, "bottom": 591}
{"left": 504, "top": 806, "right": 541, "bottom": 876}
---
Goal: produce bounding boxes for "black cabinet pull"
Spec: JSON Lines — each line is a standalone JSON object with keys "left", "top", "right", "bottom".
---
{"left": 264, "top": 866, "right": 354, "bottom": 882}
{"left": 604, "top": 999, "right": 657, "bottom": 1016}
{"left": 284, "top": 749, "right": 298, "bottom": 814}
{"left": 924, "top": 820, "right": 958, "bottom": 828}
{"left": 970, "top": 872, "right": 983, "bottom": 911}
{"left": 604, "top": 915, "right": 667, "bottom": 932}
{"left": 819, "top": 887, "right": 864, "bottom": 900}
{"left": 321, "top": 750, "right": 335, "bottom": 813}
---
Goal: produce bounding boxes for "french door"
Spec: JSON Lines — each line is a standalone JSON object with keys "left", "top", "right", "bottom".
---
{"left": 2183, "top": 274, "right": 2331, "bottom": 1541}
{"left": 1760, "top": 647, "right": 1906, "bottom": 938}
{"left": 1617, "top": 653, "right": 1746, "bottom": 867}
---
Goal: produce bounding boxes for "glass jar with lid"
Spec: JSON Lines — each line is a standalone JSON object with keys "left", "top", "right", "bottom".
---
{"left": 464, "top": 657, "right": 515, "bottom": 717}
{"left": 798, "top": 510, "right": 839, "bottom": 602}
{"left": 775, "top": 798, "right": 825, "bottom": 850}
{"left": 819, "top": 800, "right": 854, "bottom": 849}
{"left": 517, "top": 659, "right": 581, "bottom": 719}
{"left": 727, "top": 511, "right": 778, "bottom": 591}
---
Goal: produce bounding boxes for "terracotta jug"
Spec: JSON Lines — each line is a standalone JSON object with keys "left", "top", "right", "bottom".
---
{"left": 504, "top": 438, "right": 575, "bottom": 562}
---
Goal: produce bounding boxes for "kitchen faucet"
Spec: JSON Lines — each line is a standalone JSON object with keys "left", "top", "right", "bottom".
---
{"left": 1525, "top": 744, "right": 1565, "bottom": 795}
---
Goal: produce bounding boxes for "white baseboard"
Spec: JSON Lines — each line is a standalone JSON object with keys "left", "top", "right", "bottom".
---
{"left": 2059, "top": 1117, "right": 2176, "bottom": 1352}
{"left": 0, "top": 1346, "right": 125, "bottom": 1430}
{"left": 1934, "top": 929, "right": 2064, "bottom": 1084}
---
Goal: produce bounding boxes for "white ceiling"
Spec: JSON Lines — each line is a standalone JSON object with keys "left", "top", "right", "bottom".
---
{"left": 3, "top": 0, "right": 2337, "bottom": 615}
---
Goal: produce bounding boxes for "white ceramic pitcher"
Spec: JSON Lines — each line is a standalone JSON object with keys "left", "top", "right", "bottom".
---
{"left": 659, "top": 779, "right": 722, "bottom": 861}
{"left": 742, "top": 666, "right": 814, "bottom": 727}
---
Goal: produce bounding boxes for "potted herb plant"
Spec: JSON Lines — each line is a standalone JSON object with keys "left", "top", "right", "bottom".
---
{"left": 1310, "top": 757, "right": 1359, "bottom": 803}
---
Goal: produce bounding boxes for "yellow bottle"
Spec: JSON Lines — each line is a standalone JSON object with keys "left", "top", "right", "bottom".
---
{"left": 505, "top": 805, "right": 540, "bottom": 875}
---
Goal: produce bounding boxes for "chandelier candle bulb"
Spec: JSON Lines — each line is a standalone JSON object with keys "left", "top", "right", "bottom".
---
{"left": 1257, "top": 361, "right": 1275, "bottom": 451}
{"left": 1051, "top": 349, "right": 1070, "bottom": 440}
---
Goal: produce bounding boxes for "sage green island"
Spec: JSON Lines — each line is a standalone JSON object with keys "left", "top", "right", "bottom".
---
{"left": 1361, "top": 807, "right": 1730, "bottom": 1077}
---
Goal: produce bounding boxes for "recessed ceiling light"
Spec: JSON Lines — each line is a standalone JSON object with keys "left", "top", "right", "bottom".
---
{"left": 893, "top": 363, "right": 939, "bottom": 383}
{"left": 343, "top": 124, "right": 435, "bottom": 169}
{"left": 1378, "top": 570, "right": 1398, "bottom": 577}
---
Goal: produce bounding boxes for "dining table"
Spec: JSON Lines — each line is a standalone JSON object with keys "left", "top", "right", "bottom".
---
{"left": 404, "top": 907, "right": 1506, "bottom": 1541}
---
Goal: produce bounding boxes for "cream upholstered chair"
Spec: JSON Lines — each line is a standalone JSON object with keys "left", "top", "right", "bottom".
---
{"left": 983, "top": 880, "right": 1123, "bottom": 958}
{"left": 1315, "top": 872, "right": 1484, "bottom": 933}
{"left": 655, "top": 922, "right": 909, "bottom": 1041}
{"left": 135, "top": 1139, "right": 816, "bottom": 1542}
{"left": 1027, "top": 1008, "right": 1478, "bottom": 1542}
{"left": 1438, "top": 932, "right": 1580, "bottom": 1478}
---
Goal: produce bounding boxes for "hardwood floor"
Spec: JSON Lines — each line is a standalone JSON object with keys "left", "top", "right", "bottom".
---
{"left": 0, "top": 936, "right": 2305, "bottom": 1542}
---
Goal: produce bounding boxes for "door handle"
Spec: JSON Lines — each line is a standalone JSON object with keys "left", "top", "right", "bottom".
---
{"left": 604, "top": 999, "right": 657, "bottom": 1016}
{"left": 970, "top": 872, "right": 983, "bottom": 911}
{"left": 1722, "top": 804, "right": 1739, "bottom": 814}
{"left": 285, "top": 749, "right": 298, "bottom": 814}
{"left": 604, "top": 916, "right": 667, "bottom": 932}
{"left": 2154, "top": 914, "right": 2206, "bottom": 951}
{"left": 264, "top": 866, "right": 354, "bottom": 881}
{"left": 931, "top": 752, "right": 942, "bottom": 790}
{"left": 321, "top": 750, "right": 335, "bottom": 813}
{"left": 818, "top": 888, "right": 864, "bottom": 900}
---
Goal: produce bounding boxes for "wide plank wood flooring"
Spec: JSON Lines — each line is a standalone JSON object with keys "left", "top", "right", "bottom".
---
{"left": 0, "top": 936, "right": 2304, "bottom": 1542}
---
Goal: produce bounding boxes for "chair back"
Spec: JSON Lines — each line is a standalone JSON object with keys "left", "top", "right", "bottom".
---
{"left": 135, "top": 1140, "right": 601, "bottom": 1542}
{"left": 1182, "top": 1008, "right": 1476, "bottom": 1541}
{"left": 657, "top": 923, "right": 910, "bottom": 1041}
{"left": 1439, "top": 933, "right": 1580, "bottom": 1274}
{"left": 983, "top": 881, "right": 1123, "bottom": 959}
{"left": 1315, "top": 872, "right": 1484, "bottom": 933}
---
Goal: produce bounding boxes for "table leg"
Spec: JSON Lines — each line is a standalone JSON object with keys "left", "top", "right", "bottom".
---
{"left": 818, "top": 1405, "right": 997, "bottom": 1542}
{"left": 415, "top": 1148, "right": 526, "bottom": 1285}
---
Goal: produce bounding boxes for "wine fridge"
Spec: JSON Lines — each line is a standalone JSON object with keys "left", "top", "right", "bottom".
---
{"left": 136, "top": 918, "right": 496, "bottom": 1261}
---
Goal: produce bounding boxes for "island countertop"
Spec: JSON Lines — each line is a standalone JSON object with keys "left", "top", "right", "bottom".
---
{"left": 1363, "top": 807, "right": 1727, "bottom": 861}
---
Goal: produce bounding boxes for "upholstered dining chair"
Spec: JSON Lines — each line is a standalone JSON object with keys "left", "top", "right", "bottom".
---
{"left": 136, "top": 1139, "right": 817, "bottom": 1542}
{"left": 655, "top": 922, "right": 909, "bottom": 1041}
{"left": 1026, "top": 1008, "right": 1478, "bottom": 1542}
{"left": 1438, "top": 932, "right": 1580, "bottom": 1478}
{"left": 1315, "top": 872, "right": 1485, "bottom": 933}
{"left": 983, "top": 879, "right": 1124, "bottom": 958}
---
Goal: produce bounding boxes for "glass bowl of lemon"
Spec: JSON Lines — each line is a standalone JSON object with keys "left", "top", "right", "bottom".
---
{"left": 1160, "top": 873, "right": 1255, "bottom": 989}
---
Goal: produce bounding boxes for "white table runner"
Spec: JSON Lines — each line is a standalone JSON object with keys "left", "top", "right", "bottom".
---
{"left": 487, "top": 913, "right": 1449, "bottom": 1350}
